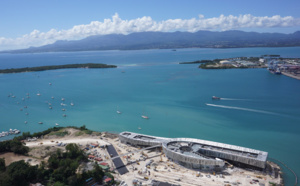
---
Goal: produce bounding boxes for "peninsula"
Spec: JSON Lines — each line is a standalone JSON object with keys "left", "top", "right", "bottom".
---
{"left": 181, "top": 55, "right": 300, "bottom": 80}
{"left": 180, "top": 57, "right": 266, "bottom": 69}
{"left": 0, "top": 63, "right": 117, "bottom": 74}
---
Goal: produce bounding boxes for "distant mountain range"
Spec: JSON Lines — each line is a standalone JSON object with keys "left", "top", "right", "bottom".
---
{"left": 3, "top": 30, "right": 300, "bottom": 53}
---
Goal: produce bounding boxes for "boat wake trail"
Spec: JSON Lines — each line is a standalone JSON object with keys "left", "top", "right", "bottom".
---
{"left": 205, "top": 103, "right": 276, "bottom": 115}
{"left": 220, "top": 98, "right": 250, "bottom": 101}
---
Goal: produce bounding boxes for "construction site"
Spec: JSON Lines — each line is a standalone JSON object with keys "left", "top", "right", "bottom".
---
{"left": 22, "top": 128, "right": 283, "bottom": 185}
{"left": 106, "top": 132, "right": 282, "bottom": 186}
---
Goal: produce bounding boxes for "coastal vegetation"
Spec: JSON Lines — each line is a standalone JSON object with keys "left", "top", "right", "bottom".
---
{"left": 49, "top": 129, "right": 69, "bottom": 137}
{"left": 179, "top": 60, "right": 213, "bottom": 64}
{"left": 76, "top": 125, "right": 94, "bottom": 135}
{"left": 14, "top": 127, "right": 64, "bottom": 141}
{"left": 0, "top": 126, "right": 114, "bottom": 186}
{"left": 0, "top": 138, "right": 29, "bottom": 155}
{"left": 0, "top": 144, "right": 107, "bottom": 186}
{"left": 0, "top": 63, "right": 117, "bottom": 74}
{"left": 14, "top": 125, "right": 97, "bottom": 141}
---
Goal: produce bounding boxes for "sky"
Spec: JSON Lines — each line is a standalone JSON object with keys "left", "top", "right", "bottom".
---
{"left": 0, "top": 0, "right": 300, "bottom": 50}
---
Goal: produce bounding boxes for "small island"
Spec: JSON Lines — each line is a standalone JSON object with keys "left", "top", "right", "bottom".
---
{"left": 0, "top": 63, "right": 117, "bottom": 74}
{"left": 179, "top": 60, "right": 213, "bottom": 64}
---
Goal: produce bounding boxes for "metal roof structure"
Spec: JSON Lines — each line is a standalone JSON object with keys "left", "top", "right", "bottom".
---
{"left": 163, "top": 138, "right": 268, "bottom": 169}
{"left": 119, "top": 131, "right": 170, "bottom": 146}
{"left": 119, "top": 131, "right": 268, "bottom": 169}
{"left": 107, "top": 145, "right": 129, "bottom": 175}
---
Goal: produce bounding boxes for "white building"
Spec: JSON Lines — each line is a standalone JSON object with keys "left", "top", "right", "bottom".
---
{"left": 220, "top": 60, "right": 232, "bottom": 65}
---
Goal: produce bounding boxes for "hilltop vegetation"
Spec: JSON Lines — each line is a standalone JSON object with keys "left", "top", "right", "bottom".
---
{"left": 0, "top": 144, "right": 106, "bottom": 186}
{"left": 3, "top": 30, "right": 300, "bottom": 53}
{"left": 0, "top": 139, "right": 29, "bottom": 155}
{"left": 0, "top": 126, "right": 111, "bottom": 186}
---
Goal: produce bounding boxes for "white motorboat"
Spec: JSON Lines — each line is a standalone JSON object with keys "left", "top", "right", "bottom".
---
{"left": 141, "top": 115, "right": 149, "bottom": 119}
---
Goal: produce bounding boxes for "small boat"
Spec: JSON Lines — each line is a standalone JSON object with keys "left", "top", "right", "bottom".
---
{"left": 25, "top": 113, "right": 29, "bottom": 115}
{"left": 37, "top": 92, "right": 41, "bottom": 96}
{"left": 14, "top": 130, "right": 21, "bottom": 134}
{"left": 60, "top": 103, "right": 66, "bottom": 106}
{"left": 212, "top": 96, "right": 221, "bottom": 100}
{"left": 49, "top": 106, "right": 52, "bottom": 109}
{"left": 24, "top": 121, "right": 28, "bottom": 124}
{"left": 138, "top": 127, "right": 141, "bottom": 130}
{"left": 49, "top": 82, "right": 52, "bottom": 85}
{"left": 51, "top": 96, "right": 54, "bottom": 99}
{"left": 61, "top": 98, "right": 65, "bottom": 101}
{"left": 141, "top": 115, "right": 149, "bottom": 119}
{"left": 55, "top": 123, "right": 59, "bottom": 126}
{"left": 38, "top": 122, "right": 43, "bottom": 124}
{"left": 70, "top": 102, "right": 74, "bottom": 106}
{"left": 116, "top": 106, "right": 121, "bottom": 114}
{"left": 63, "top": 114, "right": 67, "bottom": 117}
{"left": 11, "top": 95, "right": 16, "bottom": 98}
{"left": 62, "top": 108, "right": 66, "bottom": 111}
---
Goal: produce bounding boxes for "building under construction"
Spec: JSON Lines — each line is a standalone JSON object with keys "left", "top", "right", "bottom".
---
{"left": 119, "top": 132, "right": 268, "bottom": 171}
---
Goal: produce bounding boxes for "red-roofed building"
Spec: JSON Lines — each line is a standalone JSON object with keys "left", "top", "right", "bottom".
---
{"left": 88, "top": 155, "right": 95, "bottom": 159}
{"left": 100, "top": 162, "right": 108, "bottom": 166}
{"left": 94, "top": 157, "right": 103, "bottom": 161}
{"left": 104, "top": 177, "right": 112, "bottom": 183}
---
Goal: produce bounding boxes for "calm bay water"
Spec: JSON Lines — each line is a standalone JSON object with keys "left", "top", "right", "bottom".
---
{"left": 0, "top": 47, "right": 300, "bottom": 185}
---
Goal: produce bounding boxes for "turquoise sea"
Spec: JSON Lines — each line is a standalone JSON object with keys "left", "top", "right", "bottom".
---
{"left": 0, "top": 47, "right": 300, "bottom": 185}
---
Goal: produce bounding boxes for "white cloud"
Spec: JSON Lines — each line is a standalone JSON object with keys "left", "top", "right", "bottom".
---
{"left": 1, "top": 13, "right": 300, "bottom": 50}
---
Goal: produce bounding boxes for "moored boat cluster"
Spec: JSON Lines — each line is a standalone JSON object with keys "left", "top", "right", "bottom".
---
{"left": 0, "top": 128, "right": 21, "bottom": 138}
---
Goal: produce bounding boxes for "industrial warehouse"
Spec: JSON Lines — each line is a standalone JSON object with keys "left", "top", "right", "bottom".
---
{"left": 119, "top": 131, "right": 268, "bottom": 171}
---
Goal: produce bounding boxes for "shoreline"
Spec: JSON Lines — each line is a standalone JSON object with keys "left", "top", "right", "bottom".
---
{"left": 0, "top": 63, "right": 117, "bottom": 74}
{"left": 0, "top": 127, "right": 285, "bottom": 185}
{"left": 281, "top": 71, "right": 300, "bottom": 80}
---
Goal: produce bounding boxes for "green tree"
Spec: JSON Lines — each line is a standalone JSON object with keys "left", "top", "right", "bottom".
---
{"left": 53, "top": 181, "right": 65, "bottom": 186}
{"left": 93, "top": 164, "right": 104, "bottom": 183}
{"left": 5, "top": 160, "right": 37, "bottom": 186}
{"left": 48, "top": 153, "right": 60, "bottom": 169}
{"left": 65, "top": 143, "right": 84, "bottom": 160}
{"left": 80, "top": 125, "right": 87, "bottom": 130}
{"left": 67, "top": 175, "right": 78, "bottom": 186}
{"left": 0, "top": 158, "right": 5, "bottom": 172}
